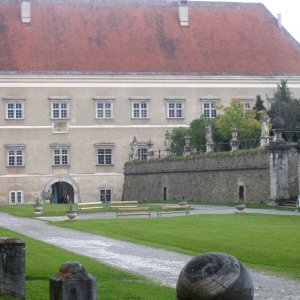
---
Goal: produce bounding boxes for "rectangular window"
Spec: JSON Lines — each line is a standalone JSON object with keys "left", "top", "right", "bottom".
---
{"left": 99, "top": 189, "right": 112, "bottom": 202}
{"left": 203, "top": 102, "right": 217, "bottom": 118}
{"left": 96, "top": 102, "right": 113, "bottom": 119}
{"left": 131, "top": 101, "right": 149, "bottom": 119}
{"left": 5, "top": 101, "right": 24, "bottom": 119}
{"left": 51, "top": 102, "right": 69, "bottom": 119}
{"left": 9, "top": 190, "right": 23, "bottom": 204}
{"left": 51, "top": 144, "right": 70, "bottom": 166}
{"left": 167, "top": 102, "right": 184, "bottom": 118}
{"left": 95, "top": 143, "right": 114, "bottom": 165}
{"left": 5, "top": 145, "right": 25, "bottom": 167}
{"left": 138, "top": 148, "right": 148, "bottom": 160}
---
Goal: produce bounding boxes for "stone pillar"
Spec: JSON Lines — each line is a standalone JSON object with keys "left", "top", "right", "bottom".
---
{"left": 268, "top": 117, "right": 290, "bottom": 206}
{"left": 147, "top": 139, "right": 154, "bottom": 160}
{"left": 184, "top": 133, "right": 191, "bottom": 157}
{"left": 230, "top": 128, "right": 238, "bottom": 152}
{"left": 0, "top": 238, "right": 25, "bottom": 300}
{"left": 50, "top": 262, "right": 97, "bottom": 300}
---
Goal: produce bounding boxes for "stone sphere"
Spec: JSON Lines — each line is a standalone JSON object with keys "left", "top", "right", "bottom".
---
{"left": 272, "top": 117, "right": 284, "bottom": 129}
{"left": 176, "top": 252, "right": 254, "bottom": 300}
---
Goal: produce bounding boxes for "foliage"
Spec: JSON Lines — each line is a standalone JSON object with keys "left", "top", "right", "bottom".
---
{"left": 215, "top": 99, "right": 261, "bottom": 144}
{"left": 253, "top": 95, "right": 266, "bottom": 121}
{"left": 0, "top": 227, "right": 174, "bottom": 300}
{"left": 170, "top": 127, "right": 189, "bottom": 155}
{"left": 268, "top": 80, "right": 300, "bottom": 141}
{"left": 55, "top": 214, "right": 300, "bottom": 278}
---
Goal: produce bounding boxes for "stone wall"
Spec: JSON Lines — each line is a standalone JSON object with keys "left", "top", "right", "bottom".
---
{"left": 123, "top": 150, "right": 299, "bottom": 203}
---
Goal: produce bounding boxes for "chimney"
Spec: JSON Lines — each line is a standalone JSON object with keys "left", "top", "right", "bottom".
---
{"left": 178, "top": 0, "right": 188, "bottom": 27}
{"left": 277, "top": 13, "right": 281, "bottom": 28}
{"left": 21, "top": 1, "right": 31, "bottom": 24}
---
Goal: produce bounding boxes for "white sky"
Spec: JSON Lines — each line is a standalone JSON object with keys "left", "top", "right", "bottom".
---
{"left": 201, "top": 0, "right": 300, "bottom": 43}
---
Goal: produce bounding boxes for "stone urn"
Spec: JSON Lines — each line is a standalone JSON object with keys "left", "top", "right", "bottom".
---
{"left": 33, "top": 198, "right": 43, "bottom": 215}
{"left": 66, "top": 205, "right": 78, "bottom": 220}
{"left": 235, "top": 202, "right": 246, "bottom": 213}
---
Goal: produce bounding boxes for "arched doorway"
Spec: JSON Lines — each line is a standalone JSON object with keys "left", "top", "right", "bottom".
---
{"left": 44, "top": 177, "right": 80, "bottom": 204}
{"left": 52, "top": 181, "right": 74, "bottom": 204}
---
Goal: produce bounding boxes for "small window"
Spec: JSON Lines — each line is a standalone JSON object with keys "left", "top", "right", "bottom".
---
{"left": 138, "top": 148, "right": 148, "bottom": 160}
{"left": 129, "top": 97, "right": 150, "bottom": 119}
{"left": 99, "top": 188, "right": 112, "bottom": 202}
{"left": 49, "top": 97, "right": 70, "bottom": 120}
{"left": 5, "top": 144, "right": 25, "bottom": 167}
{"left": 94, "top": 98, "right": 114, "bottom": 119}
{"left": 9, "top": 190, "right": 23, "bottom": 204}
{"left": 95, "top": 143, "right": 114, "bottom": 165}
{"left": 167, "top": 101, "right": 184, "bottom": 118}
{"left": 3, "top": 98, "right": 25, "bottom": 120}
{"left": 50, "top": 144, "right": 70, "bottom": 166}
{"left": 202, "top": 102, "right": 217, "bottom": 119}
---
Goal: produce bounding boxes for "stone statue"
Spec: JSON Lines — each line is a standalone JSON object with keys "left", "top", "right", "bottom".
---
{"left": 164, "top": 130, "right": 172, "bottom": 156}
{"left": 130, "top": 136, "right": 138, "bottom": 160}
{"left": 261, "top": 114, "right": 269, "bottom": 138}
{"left": 205, "top": 125, "right": 213, "bottom": 144}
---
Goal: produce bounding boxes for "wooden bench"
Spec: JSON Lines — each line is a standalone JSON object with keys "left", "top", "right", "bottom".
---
{"left": 157, "top": 204, "right": 190, "bottom": 217}
{"left": 110, "top": 201, "right": 138, "bottom": 210}
{"left": 116, "top": 207, "right": 151, "bottom": 218}
{"left": 78, "top": 202, "right": 103, "bottom": 212}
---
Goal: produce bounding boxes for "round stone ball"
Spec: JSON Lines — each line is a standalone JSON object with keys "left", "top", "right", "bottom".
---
{"left": 272, "top": 117, "right": 284, "bottom": 129}
{"left": 176, "top": 252, "right": 254, "bottom": 300}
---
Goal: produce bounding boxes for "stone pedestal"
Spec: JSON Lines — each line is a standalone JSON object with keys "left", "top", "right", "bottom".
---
{"left": 50, "top": 262, "right": 97, "bottom": 300}
{"left": 206, "top": 143, "right": 214, "bottom": 153}
{"left": 0, "top": 238, "right": 25, "bottom": 300}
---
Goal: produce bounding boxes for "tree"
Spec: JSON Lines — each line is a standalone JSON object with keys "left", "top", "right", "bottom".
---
{"left": 170, "top": 127, "right": 189, "bottom": 155}
{"left": 253, "top": 95, "right": 266, "bottom": 121}
{"left": 268, "top": 80, "right": 300, "bottom": 141}
{"left": 215, "top": 99, "right": 261, "bottom": 147}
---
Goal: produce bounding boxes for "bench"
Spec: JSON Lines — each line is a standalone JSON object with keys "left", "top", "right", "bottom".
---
{"left": 110, "top": 201, "right": 138, "bottom": 210}
{"left": 157, "top": 204, "right": 190, "bottom": 217}
{"left": 116, "top": 207, "right": 151, "bottom": 218}
{"left": 78, "top": 202, "right": 103, "bottom": 212}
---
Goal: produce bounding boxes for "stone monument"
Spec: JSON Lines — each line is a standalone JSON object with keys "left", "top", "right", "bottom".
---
{"left": 184, "top": 133, "right": 191, "bottom": 157}
{"left": 205, "top": 125, "right": 214, "bottom": 153}
{"left": 230, "top": 128, "right": 238, "bottom": 152}
{"left": 164, "top": 130, "right": 172, "bottom": 156}
{"left": 260, "top": 114, "right": 270, "bottom": 148}
{"left": 130, "top": 136, "right": 138, "bottom": 160}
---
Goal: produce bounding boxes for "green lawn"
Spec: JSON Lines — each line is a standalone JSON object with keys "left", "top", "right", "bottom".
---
{"left": 0, "top": 227, "right": 174, "bottom": 300}
{"left": 53, "top": 214, "right": 300, "bottom": 278}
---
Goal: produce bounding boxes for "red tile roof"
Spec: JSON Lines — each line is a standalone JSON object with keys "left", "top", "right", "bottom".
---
{"left": 0, "top": 0, "right": 300, "bottom": 75}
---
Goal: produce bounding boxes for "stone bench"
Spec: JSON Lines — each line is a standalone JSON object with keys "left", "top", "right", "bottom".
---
{"left": 157, "top": 204, "right": 190, "bottom": 217}
{"left": 77, "top": 202, "right": 103, "bottom": 212}
{"left": 116, "top": 207, "right": 151, "bottom": 218}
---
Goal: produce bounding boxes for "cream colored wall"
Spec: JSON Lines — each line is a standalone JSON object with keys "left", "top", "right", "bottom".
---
{"left": 1, "top": 75, "right": 300, "bottom": 203}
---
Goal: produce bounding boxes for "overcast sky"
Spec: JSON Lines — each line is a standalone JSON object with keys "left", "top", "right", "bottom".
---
{"left": 201, "top": 0, "right": 300, "bottom": 43}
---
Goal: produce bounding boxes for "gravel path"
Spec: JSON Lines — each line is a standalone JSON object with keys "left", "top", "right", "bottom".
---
{"left": 0, "top": 207, "right": 299, "bottom": 299}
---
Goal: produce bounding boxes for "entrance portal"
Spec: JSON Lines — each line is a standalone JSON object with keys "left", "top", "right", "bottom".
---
{"left": 51, "top": 182, "right": 74, "bottom": 204}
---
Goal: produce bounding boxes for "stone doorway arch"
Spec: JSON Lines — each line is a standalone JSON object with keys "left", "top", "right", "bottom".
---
{"left": 44, "top": 177, "right": 80, "bottom": 204}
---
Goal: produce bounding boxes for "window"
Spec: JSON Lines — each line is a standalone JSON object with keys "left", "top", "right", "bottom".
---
{"left": 167, "top": 101, "right": 184, "bottom": 118}
{"left": 50, "top": 144, "right": 70, "bottom": 166}
{"left": 202, "top": 102, "right": 217, "bottom": 118}
{"left": 5, "top": 144, "right": 25, "bottom": 167}
{"left": 93, "top": 98, "right": 114, "bottom": 119}
{"left": 129, "top": 97, "right": 150, "bottom": 119}
{"left": 95, "top": 143, "right": 114, "bottom": 165}
{"left": 9, "top": 190, "right": 23, "bottom": 204}
{"left": 49, "top": 97, "right": 70, "bottom": 119}
{"left": 99, "top": 188, "right": 112, "bottom": 202}
{"left": 138, "top": 148, "right": 148, "bottom": 160}
{"left": 3, "top": 98, "right": 25, "bottom": 119}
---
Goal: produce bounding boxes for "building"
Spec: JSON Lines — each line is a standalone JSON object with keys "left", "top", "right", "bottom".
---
{"left": 1, "top": 0, "right": 300, "bottom": 204}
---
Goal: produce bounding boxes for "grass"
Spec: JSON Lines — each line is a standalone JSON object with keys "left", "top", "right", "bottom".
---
{"left": 53, "top": 214, "right": 300, "bottom": 279}
{"left": 0, "top": 227, "right": 174, "bottom": 300}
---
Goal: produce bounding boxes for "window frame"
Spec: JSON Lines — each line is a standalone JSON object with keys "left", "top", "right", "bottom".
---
{"left": 50, "top": 144, "right": 70, "bottom": 167}
{"left": 93, "top": 97, "right": 114, "bottom": 119}
{"left": 94, "top": 143, "right": 114, "bottom": 166}
{"left": 200, "top": 98, "right": 220, "bottom": 119}
{"left": 3, "top": 98, "right": 25, "bottom": 120}
{"left": 49, "top": 97, "right": 70, "bottom": 120}
{"left": 9, "top": 190, "right": 23, "bottom": 204}
{"left": 5, "top": 144, "right": 25, "bottom": 167}
{"left": 99, "top": 188, "right": 112, "bottom": 202}
{"left": 129, "top": 97, "right": 150, "bottom": 119}
{"left": 165, "top": 100, "right": 185, "bottom": 119}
